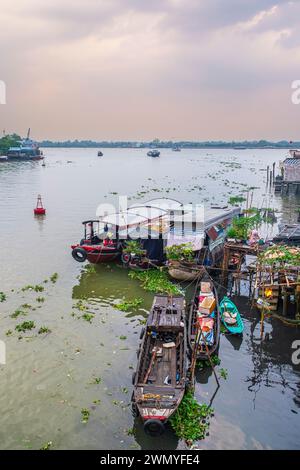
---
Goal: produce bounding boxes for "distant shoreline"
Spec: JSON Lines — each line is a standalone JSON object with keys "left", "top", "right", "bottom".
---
{"left": 39, "top": 141, "right": 299, "bottom": 150}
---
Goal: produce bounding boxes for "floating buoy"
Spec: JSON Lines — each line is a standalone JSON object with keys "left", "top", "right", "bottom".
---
{"left": 34, "top": 194, "right": 46, "bottom": 215}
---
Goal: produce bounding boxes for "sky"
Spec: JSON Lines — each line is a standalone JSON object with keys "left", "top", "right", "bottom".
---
{"left": 0, "top": 0, "right": 300, "bottom": 141}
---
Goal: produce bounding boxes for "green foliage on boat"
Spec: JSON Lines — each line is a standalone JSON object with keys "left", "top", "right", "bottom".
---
{"left": 166, "top": 243, "right": 194, "bottom": 262}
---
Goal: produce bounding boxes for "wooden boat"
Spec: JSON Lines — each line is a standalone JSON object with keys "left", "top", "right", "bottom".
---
{"left": 132, "top": 295, "right": 187, "bottom": 436}
{"left": 71, "top": 220, "right": 122, "bottom": 264}
{"left": 220, "top": 296, "right": 244, "bottom": 335}
{"left": 168, "top": 260, "right": 204, "bottom": 282}
{"left": 188, "top": 275, "right": 220, "bottom": 360}
{"left": 147, "top": 150, "right": 160, "bottom": 157}
{"left": 97, "top": 151, "right": 103, "bottom": 156}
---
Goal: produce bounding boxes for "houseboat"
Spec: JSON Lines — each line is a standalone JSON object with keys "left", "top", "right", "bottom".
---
{"left": 7, "top": 129, "right": 43, "bottom": 161}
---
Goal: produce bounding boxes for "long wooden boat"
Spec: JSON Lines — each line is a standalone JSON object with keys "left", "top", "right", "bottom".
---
{"left": 132, "top": 295, "right": 187, "bottom": 436}
{"left": 220, "top": 296, "right": 244, "bottom": 335}
{"left": 188, "top": 274, "right": 220, "bottom": 360}
{"left": 168, "top": 260, "right": 204, "bottom": 282}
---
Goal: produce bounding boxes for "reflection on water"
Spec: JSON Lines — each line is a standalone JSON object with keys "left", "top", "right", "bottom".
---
{"left": 0, "top": 148, "right": 299, "bottom": 449}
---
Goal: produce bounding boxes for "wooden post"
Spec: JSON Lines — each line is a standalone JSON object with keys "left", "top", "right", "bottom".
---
{"left": 282, "top": 288, "right": 288, "bottom": 317}
{"left": 222, "top": 244, "right": 230, "bottom": 288}
{"left": 296, "top": 282, "right": 300, "bottom": 320}
{"left": 267, "top": 166, "right": 269, "bottom": 185}
{"left": 260, "top": 308, "right": 265, "bottom": 340}
{"left": 272, "top": 162, "right": 275, "bottom": 183}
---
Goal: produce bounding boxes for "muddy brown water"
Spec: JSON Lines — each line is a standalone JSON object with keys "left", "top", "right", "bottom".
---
{"left": 0, "top": 148, "right": 299, "bottom": 449}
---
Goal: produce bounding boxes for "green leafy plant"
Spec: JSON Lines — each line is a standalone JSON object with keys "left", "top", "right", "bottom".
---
{"left": 227, "top": 213, "right": 263, "bottom": 240}
{"left": 82, "top": 313, "right": 94, "bottom": 323}
{"left": 228, "top": 196, "right": 246, "bottom": 206}
{"left": 40, "top": 441, "right": 53, "bottom": 450}
{"left": 38, "top": 327, "right": 51, "bottom": 334}
{"left": 123, "top": 240, "right": 145, "bottom": 256}
{"left": 115, "top": 298, "right": 143, "bottom": 312}
{"left": 129, "top": 269, "right": 183, "bottom": 295}
{"left": 15, "top": 321, "right": 35, "bottom": 332}
{"left": 10, "top": 309, "right": 26, "bottom": 319}
{"left": 170, "top": 391, "right": 213, "bottom": 443}
{"left": 220, "top": 368, "right": 228, "bottom": 380}
{"left": 50, "top": 273, "right": 58, "bottom": 283}
{"left": 81, "top": 408, "right": 90, "bottom": 423}
{"left": 166, "top": 243, "right": 194, "bottom": 262}
{"left": 0, "top": 292, "right": 6, "bottom": 302}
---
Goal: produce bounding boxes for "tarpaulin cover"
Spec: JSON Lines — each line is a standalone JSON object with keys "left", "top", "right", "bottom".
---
{"left": 141, "top": 238, "right": 165, "bottom": 262}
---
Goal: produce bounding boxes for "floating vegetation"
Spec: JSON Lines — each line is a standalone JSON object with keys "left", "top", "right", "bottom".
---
{"left": 81, "top": 408, "right": 90, "bottom": 423}
{"left": 73, "top": 300, "right": 88, "bottom": 311}
{"left": 128, "top": 269, "right": 183, "bottom": 295}
{"left": 10, "top": 309, "right": 26, "bottom": 319}
{"left": 40, "top": 441, "right": 53, "bottom": 450}
{"left": 220, "top": 368, "right": 228, "bottom": 380}
{"left": 21, "top": 284, "right": 44, "bottom": 293}
{"left": 92, "top": 377, "right": 101, "bottom": 384}
{"left": 36, "top": 297, "right": 45, "bottom": 303}
{"left": 0, "top": 292, "right": 6, "bottom": 302}
{"left": 21, "top": 303, "right": 32, "bottom": 309}
{"left": 15, "top": 321, "right": 35, "bottom": 332}
{"left": 82, "top": 313, "right": 94, "bottom": 323}
{"left": 170, "top": 391, "right": 213, "bottom": 444}
{"left": 197, "top": 354, "right": 220, "bottom": 369}
{"left": 115, "top": 298, "right": 143, "bottom": 312}
{"left": 119, "top": 335, "right": 127, "bottom": 340}
{"left": 93, "top": 399, "right": 101, "bottom": 405}
{"left": 50, "top": 273, "right": 58, "bottom": 283}
{"left": 84, "top": 264, "right": 96, "bottom": 273}
{"left": 38, "top": 327, "right": 51, "bottom": 334}
{"left": 6, "top": 330, "right": 12, "bottom": 336}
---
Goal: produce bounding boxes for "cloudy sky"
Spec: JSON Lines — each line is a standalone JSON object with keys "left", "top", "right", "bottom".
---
{"left": 0, "top": 0, "right": 300, "bottom": 141}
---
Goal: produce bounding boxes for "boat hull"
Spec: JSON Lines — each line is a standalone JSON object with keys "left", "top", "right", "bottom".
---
{"left": 132, "top": 295, "right": 187, "bottom": 435}
{"left": 168, "top": 261, "right": 204, "bottom": 282}
{"left": 220, "top": 296, "right": 244, "bottom": 335}
{"left": 188, "top": 275, "right": 221, "bottom": 361}
{"left": 87, "top": 250, "right": 120, "bottom": 264}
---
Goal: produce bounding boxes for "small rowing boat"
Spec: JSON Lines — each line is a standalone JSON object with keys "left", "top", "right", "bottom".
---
{"left": 220, "top": 296, "right": 244, "bottom": 335}
{"left": 188, "top": 274, "right": 220, "bottom": 360}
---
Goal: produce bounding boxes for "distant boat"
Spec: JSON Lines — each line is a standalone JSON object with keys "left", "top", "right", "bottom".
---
{"left": 233, "top": 146, "right": 246, "bottom": 150}
{"left": 7, "top": 129, "right": 43, "bottom": 161}
{"left": 97, "top": 151, "right": 103, "bottom": 157}
{"left": 147, "top": 150, "right": 160, "bottom": 157}
{"left": 172, "top": 146, "right": 181, "bottom": 152}
{"left": 0, "top": 155, "right": 8, "bottom": 162}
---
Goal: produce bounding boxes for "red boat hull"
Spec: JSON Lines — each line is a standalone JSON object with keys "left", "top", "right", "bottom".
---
{"left": 87, "top": 250, "right": 120, "bottom": 264}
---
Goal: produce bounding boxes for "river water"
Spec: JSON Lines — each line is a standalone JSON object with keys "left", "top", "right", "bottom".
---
{"left": 0, "top": 148, "right": 299, "bottom": 450}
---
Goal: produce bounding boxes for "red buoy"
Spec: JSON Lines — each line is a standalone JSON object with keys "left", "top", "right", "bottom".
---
{"left": 34, "top": 194, "right": 46, "bottom": 215}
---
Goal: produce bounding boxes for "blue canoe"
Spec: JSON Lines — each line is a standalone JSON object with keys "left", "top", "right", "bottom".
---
{"left": 220, "top": 296, "right": 244, "bottom": 335}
